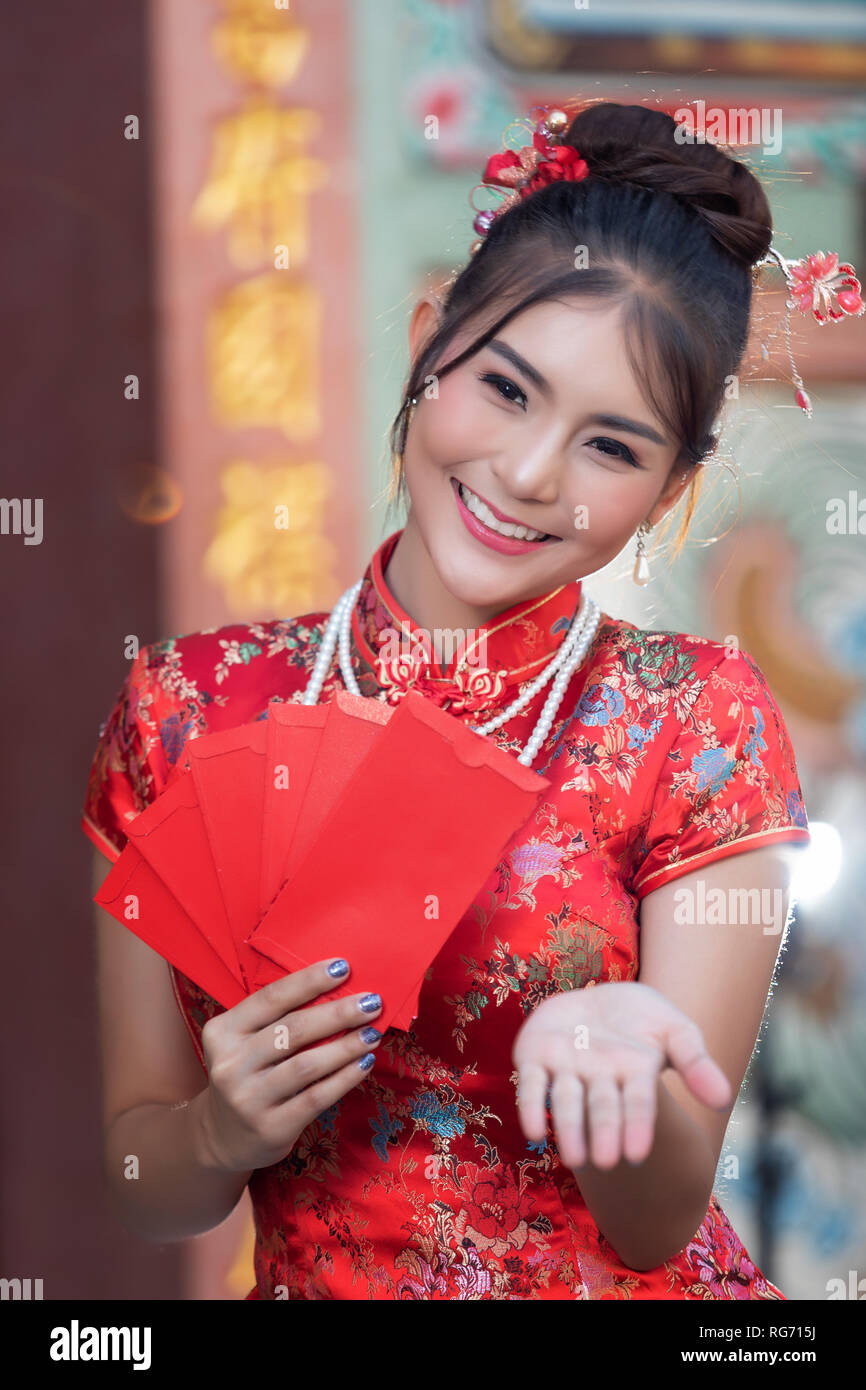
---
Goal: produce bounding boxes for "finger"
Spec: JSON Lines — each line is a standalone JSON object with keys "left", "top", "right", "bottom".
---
{"left": 273, "top": 1044, "right": 379, "bottom": 1131}
{"left": 249, "top": 991, "right": 383, "bottom": 1071}
{"left": 515, "top": 1063, "right": 549, "bottom": 1141}
{"left": 585, "top": 1077, "right": 622, "bottom": 1169}
{"left": 549, "top": 1072, "right": 587, "bottom": 1169}
{"left": 663, "top": 1017, "right": 733, "bottom": 1110}
{"left": 227, "top": 959, "right": 357, "bottom": 1034}
{"left": 621, "top": 1072, "right": 658, "bottom": 1165}
{"left": 262, "top": 1022, "right": 384, "bottom": 1107}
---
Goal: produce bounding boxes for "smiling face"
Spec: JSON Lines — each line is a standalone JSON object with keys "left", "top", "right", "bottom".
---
{"left": 384, "top": 293, "right": 698, "bottom": 631}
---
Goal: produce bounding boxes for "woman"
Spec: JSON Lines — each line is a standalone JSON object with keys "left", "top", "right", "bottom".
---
{"left": 84, "top": 102, "right": 815, "bottom": 1299}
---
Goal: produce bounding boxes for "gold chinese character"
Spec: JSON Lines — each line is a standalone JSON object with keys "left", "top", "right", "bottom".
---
{"left": 203, "top": 458, "right": 338, "bottom": 616}
{"left": 212, "top": 0, "right": 309, "bottom": 88}
{"left": 192, "top": 99, "right": 328, "bottom": 268}
{"left": 207, "top": 273, "right": 320, "bottom": 437}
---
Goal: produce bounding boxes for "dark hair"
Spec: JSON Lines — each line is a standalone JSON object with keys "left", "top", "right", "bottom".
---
{"left": 386, "top": 101, "right": 773, "bottom": 560}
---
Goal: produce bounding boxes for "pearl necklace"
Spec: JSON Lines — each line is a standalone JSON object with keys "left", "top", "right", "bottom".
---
{"left": 301, "top": 579, "right": 602, "bottom": 768}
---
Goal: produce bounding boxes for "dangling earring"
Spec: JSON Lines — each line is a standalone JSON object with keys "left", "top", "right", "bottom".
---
{"left": 633, "top": 520, "right": 652, "bottom": 586}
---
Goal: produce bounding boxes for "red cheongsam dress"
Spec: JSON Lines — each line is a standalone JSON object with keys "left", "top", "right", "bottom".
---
{"left": 82, "top": 527, "right": 811, "bottom": 1300}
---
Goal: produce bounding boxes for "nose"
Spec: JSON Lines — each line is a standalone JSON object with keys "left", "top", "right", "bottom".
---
{"left": 488, "top": 428, "right": 563, "bottom": 506}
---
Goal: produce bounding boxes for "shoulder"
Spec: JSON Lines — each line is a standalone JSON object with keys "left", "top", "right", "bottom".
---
{"left": 81, "top": 610, "right": 331, "bottom": 858}
{"left": 131, "top": 610, "right": 330, "bottom": 754}
{"left": 137, "top": 611, "right": 329, "bottom": 688}
{"left": 591, "top": 612, "right": 775, "bottom": 694}
{"left": 601, "top": 614, "right": 803, "bottom": 798}
{"left": 576, "top": 612, "right": 797, "bottom": 781}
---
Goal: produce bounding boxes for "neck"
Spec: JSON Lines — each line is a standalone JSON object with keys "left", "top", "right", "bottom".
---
{"left": 384, "top": 511, "right": 532, "bottom": 635}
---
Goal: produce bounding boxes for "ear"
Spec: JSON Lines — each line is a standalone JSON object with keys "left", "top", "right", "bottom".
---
{"left": 407, "top": 293, "right": 444, "bottom": 372}
{"left": 647, "top": 461, "right": 700, "bottom": 528}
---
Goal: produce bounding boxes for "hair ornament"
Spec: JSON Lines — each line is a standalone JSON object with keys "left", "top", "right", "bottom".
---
{"left": 754, "top": 248, "right": 864, "bottom": 417}
{"left": 468, "top": 107, "right": 587, "bottom": 248}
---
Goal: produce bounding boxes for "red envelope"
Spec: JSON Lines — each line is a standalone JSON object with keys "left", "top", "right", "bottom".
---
{"left": 247, "top": 693, "right": 395, "bottom": 987}
{"left": 122, "top": 767, "right": 245, "bottom": 987}
{"left": 278, "top": 691, "right": 393, "bottom": 884}
{"left": 188, "top": 721, "right": 268, "bottom": 971}
{"left": 392, "top": 969, "right": 426, "bottom": 1032}
{"left": 258, "top": 701, "right": 328, "bottom": 919}
{"left": 94, "top": 842, "right": 246, "bottom": 1010}
{"left": 248, "top": 691, "right": 549, "bottom": 1035}
{"left": 251, "top": 693, "right": 422, "bottom": 1012}
{"left": 92, "top": 688, "right": 548, "bottom": 1038}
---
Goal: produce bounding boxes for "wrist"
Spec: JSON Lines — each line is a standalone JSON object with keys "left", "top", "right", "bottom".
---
{"left": 188, "top": 1088, "right": 234, "bottom": 1175}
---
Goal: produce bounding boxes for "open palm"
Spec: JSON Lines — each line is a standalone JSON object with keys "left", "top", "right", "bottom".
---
{"left": 512, "top": 981, "right": 732, "bottom": 1170}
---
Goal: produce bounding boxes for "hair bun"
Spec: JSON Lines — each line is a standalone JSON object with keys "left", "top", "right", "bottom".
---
{"left": 563, "top": 102, "right": 773, "bottom": 268}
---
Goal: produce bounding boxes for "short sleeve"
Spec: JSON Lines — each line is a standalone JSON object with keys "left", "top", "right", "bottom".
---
{"left": 631, "top": 648, "right": 811, "bottom": 900}
{"left": 81, "top": 646, "right": 167, "bottom": 863}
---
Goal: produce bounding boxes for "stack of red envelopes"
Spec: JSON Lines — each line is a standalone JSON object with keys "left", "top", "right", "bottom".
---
{"left": 95, "top": 690, "right": 549, "bottom": 1035}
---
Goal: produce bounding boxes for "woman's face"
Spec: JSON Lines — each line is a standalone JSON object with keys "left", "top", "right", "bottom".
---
{"left": 394, "top": 294, "right": 696, "bottom": 623}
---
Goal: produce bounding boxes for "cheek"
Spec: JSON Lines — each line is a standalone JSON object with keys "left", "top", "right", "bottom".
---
{"left": 414, "top": 378, "right": 491, "bottom": 464}
{"left": 561, "top": 467, "right": 658, "bottom": 534}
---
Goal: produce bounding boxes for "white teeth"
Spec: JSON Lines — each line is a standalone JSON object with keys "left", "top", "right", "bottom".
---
{"left": 458, "top": 482, "right": 549, "bottom": 541}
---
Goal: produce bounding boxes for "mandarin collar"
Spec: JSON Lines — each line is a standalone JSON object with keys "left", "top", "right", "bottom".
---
{"left": 349, "top": 529, "right": 582, "bottom": 714}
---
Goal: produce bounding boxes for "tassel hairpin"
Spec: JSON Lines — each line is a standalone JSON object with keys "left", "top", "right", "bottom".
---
{"left": 753, "top": 249, "right": 864, "bottom": 417}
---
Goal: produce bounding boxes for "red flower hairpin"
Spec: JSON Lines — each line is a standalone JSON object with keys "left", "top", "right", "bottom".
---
{"left": 469, "top": 107, "right": 588, "bottom": 244}
{"left": 755, "top": 247, "right": 864, "bottom": 416}
{"left": 789, "top": 251, "right": 864, "bottom": 323}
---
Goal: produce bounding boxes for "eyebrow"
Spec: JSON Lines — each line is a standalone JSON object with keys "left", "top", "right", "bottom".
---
{"left": 486, "top": 338, "right": 669, "bottom": 447}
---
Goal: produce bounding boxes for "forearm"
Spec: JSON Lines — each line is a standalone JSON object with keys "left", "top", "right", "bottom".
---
{"left": 572, "top": 1071, "right": 718, "bottom": 1271}
{"left": 103, "top": 1090, "right": 254, "bottom": 1243}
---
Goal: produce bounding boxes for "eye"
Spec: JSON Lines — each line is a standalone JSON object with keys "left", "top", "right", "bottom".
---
{"left": 588, "top": 437, "right": 640, "bottom": 468}
{"left": 477, "top": 372, "right": 528, "bottom": 410}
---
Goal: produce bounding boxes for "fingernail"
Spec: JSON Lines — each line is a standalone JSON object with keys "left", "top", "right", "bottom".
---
{"left": 359, "top": 993, "right": 381, "bottom": 1013}
{"left": 360, "top": 1026, "right": 382, "bottom": 1044}
{"left": 358, "top": 1052, "right": 376, "bottom": 1071}
{"left": 327, "top": 959, "right": 349, "bottom": 978}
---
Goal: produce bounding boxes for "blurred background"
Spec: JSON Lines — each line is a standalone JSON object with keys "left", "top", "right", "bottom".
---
{"left": 2, "top": 0, "right": 864, "bottom": 1299}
